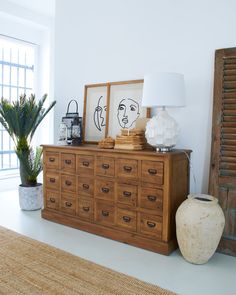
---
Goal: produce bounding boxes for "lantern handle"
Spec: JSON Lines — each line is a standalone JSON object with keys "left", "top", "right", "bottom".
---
{"left": 66, "top": 99, "right": 79, "bottom": 115}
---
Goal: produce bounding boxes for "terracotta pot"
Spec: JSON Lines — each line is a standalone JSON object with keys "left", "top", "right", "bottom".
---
{"left": 176, "top": 194, "right": 225, "bottom": 264}
{"left": 18, "top": 183, "right": 43, "bottom": 211}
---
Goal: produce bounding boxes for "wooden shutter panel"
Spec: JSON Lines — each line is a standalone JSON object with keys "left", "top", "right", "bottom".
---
{"left": 209, "top": 47, "right": 236, "bottom": 256}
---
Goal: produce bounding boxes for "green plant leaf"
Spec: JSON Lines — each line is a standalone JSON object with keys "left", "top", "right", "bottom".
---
{"left": 0, "top": 94, "right": 56, "bottom": 185}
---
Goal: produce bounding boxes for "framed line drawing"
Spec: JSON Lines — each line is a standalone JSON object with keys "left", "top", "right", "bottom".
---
{"left": 107, "top": 80, "right": 150, "bottom": 138}
{"left": 83, "top": 83, "right": 109, "bottom": 143}
{"left": 83, "top": 79, "right": 150, "bottom": 143}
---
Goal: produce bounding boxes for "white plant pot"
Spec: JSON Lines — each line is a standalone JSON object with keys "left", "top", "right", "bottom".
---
{"left": 176, "top": 194, "right": 225, "bottom": 264}
{"left": 18, "top": 183, "right": 43, "bottom": 211}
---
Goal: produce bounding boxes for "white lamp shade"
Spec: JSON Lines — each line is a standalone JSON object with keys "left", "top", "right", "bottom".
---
{"left": 142, "top": 72, "right": 185, "bottom": 108}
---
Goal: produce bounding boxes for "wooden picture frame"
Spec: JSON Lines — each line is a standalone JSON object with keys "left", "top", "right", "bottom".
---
{"left": 107, "top": 80, "right": 150, "bottom": 138}
{"left": 83, "top": 83, "right": 108, "bottom": 143}
{"left": 83, "top": 79, "right": 150, "bottom": 143}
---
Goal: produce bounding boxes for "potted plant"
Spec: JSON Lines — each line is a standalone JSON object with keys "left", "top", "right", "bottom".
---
{"left": 0, "top": 94, "right": 56, "bottom": 210}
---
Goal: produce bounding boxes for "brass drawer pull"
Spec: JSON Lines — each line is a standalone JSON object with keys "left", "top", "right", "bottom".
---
{"left": 147, "top": 221, "right": 156, "bottom": 228}
{"left": 49, "top": 157, "right": 55, "bottom": 162}
{"left": 82, "top": 206, "right": 90, "bottom": 212}
{"left": 123, "top": 166, "right": 132, "bottom": 172}
{"left": 49, "top": 197, "right": 55, "bottom": 203}
{"left": 65, "top": 180, "right": 72, "bottom": 186}
{"left": 82, "top": 161, "right": 89, "bottom": 167}
{"left": 101, "top": 187, "right": 109, "bottom": 193}
{"left": 147, "top": 195, "right": 157, "bottom": 202}
{"left": 65, "top": 201, "right": 72, "bottom": 207}
{"left": 65, "top": 159, "right": 72, "bottom": 165}
{"left": 123, "top": 191, "right": 131, "bottom": 197}
{"left": 49, "top": 178, "right": 55, "bottom": 183}
{"left": 102, "top": 210, "right": 109, "bottom": 217}
{"left": 82, "top": 184, "right": 89, "bottom": 190}
{"left": 102, "top": 163, "right": 109, "bottom": 169}
{"left": 122, "top": 216, "right": 131, "bottom": 223}
{"left": 148, "top": 168, "right": 157, "bottom": 175}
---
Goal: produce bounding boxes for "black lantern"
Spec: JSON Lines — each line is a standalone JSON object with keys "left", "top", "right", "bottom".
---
{"left": 62, "top": 100, "right": 82, "bottom": 145}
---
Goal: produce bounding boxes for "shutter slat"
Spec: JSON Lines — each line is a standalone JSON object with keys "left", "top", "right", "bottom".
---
{"left": 221, "top": 150, "right": 236, "bottom": 157}
{"left": 223, "top": 81, "right": 236, "bottom": 89}
{"left": 224, "top": 75, "right": 236, "bottom": 81}
{"left": 220, "top": 170, "right": 236, "bottom": 177}
{"left": 219, "top": 176, "right": 236, "bottom": 186}
{"left": 221, "top": 139, "right": 236, "bottom": 145}
{"left": 224, "top": 89, "right": 236, "bottom": 93}
{"left": 224, "top": 64, "right": 236, "bottom": 70}
{"left": 223, "top": 104, "right": 236, "bottom": 110}
{"left": 221, "top": 127, "right": 236, "bottom": 133}
{"left": 220, "top": 163, "right": 236, "bottom": 170}
{"left": 221, "top": 145, "right": 236, "bottom": 151}
{"left": 223, "top": 93, "right": 236, "bottom": 99}
{"left": 223, "top": 110, "right": 236, "bottom": 115}
{"left": 224, "top": 58, "right": 236, "bottom": 64}
{"left": 222, "top": 122, "right": 236, "bottom": 127}
{"left": 224, "top": 70, "right": 236, "bottom": 76}
{"left": 222, "top": 116, "right": 236, "bottom": 122}
{"left": 220, "top": 156, "right": 236, "bottom": 163}
{"left": 221, "top": 134, "right": 236, "bottom": 140}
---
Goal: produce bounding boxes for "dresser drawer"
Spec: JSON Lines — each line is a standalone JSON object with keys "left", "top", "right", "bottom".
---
{"left": 77, "top": 198, "right": 94, "bottom": 221}
{"left": 139, "top": 213, "right": 162, "bottom": 238}
{"left": 61, "top": 153, "right": 76, "bottom": 173}
{"left": 116, "top": 183, "right": 137, "bottom": 207}
{"left": 45, "top": 152, "right": 59, "bottom": 169}
{"left": 141, "top": 161, "right": 164, "bottom": 185}
{"left": 95, "top": 179, "right": 114, "bottom": 201}
{"left": 116, "top": 159, "right": 138, "bottom": 179}
{"left": 45, "top": 190, "right": 59, "bottom": 210}
{"left": 140, "top": 187, "right": 163, "bottom": 212}
{"left": 45, "top": 173, "right": 60, "bottom": 190}
{"left": 77, "top": 155, "right": 94, "bottom": 176}
{"left": 95, "top": 200, "right": 115, "bottom": 225}
{"left": 61, "top": 174, "right": 76, "bottom": 193}
{"left": 116, "top": 208, "right": 137, "bottom": 232}
{"left": 61, "top": 195, "right": 76, "bottom": 215}
{"left": 78, "top": 177, "right": 94, "bottom": 197}
{"left": 96, "top": 157, "right": 115, "bottom": 177}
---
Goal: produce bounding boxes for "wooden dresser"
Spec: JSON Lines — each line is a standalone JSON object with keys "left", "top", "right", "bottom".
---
{"left": 41, "top": 145, "right": 190, "bottom": 255}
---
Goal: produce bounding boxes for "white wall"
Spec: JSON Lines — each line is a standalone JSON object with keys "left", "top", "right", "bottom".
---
{"left": 0, "top": 0, "right": 55, "bottom": 145}
{"left": 54, "top": 0, "right": 236, "bottom": 194}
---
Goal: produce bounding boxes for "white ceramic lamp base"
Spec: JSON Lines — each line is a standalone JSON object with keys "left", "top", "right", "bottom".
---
{"left": 145, "top": 109, "right": 179, "bottom": 152}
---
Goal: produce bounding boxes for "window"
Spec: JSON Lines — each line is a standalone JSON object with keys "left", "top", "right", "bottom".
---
{"left": 0, "top": 36, "right": 36, "bottom": 171}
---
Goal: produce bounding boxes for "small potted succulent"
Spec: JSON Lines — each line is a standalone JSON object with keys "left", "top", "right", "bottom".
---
{"left": 0, "top": 94, "right": 56, "bottom": 210}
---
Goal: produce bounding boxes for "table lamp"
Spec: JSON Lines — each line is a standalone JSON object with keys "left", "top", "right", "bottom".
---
{"left": 142, "top": 72, "right": 185, "bottom": 152}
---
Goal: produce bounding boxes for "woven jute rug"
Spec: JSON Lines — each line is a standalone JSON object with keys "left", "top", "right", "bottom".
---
{"left": 0, "top": 226, "right": 176, "bottom": 295}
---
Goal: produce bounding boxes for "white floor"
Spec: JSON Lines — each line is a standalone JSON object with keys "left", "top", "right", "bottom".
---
{"left": 0, "top": 190, "right": 235, "bottom": 295}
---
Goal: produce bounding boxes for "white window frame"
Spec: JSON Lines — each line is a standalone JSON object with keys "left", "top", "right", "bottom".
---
{"left": 0, "top": 7, "right": 54, "bottom": 180}
{"left": 0, "top": 35, "right": 37, "bottom": 172}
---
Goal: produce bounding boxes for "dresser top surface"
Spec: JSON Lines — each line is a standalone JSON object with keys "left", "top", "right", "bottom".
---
{"left": 42, "top": 144, "right": 191, "bottom": 157}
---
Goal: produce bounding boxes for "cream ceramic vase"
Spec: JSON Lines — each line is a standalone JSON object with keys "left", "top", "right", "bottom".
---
{"left": 176, "top": 194, "right": 225, "bottom": 264}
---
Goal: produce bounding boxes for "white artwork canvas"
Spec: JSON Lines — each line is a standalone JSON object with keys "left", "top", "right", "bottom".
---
{"left": 84, "top": 85, "right": 107, "bottom": 142}
{"left": 108, "top": 82, "right": 147, "bottom": 138}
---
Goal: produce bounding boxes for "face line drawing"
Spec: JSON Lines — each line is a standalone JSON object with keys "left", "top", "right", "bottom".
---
{"left": 94, "top": 95, "right": 106, "bottom": 132}
{"left": 117, "top": 98, "right": 140, "bottom": 129}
